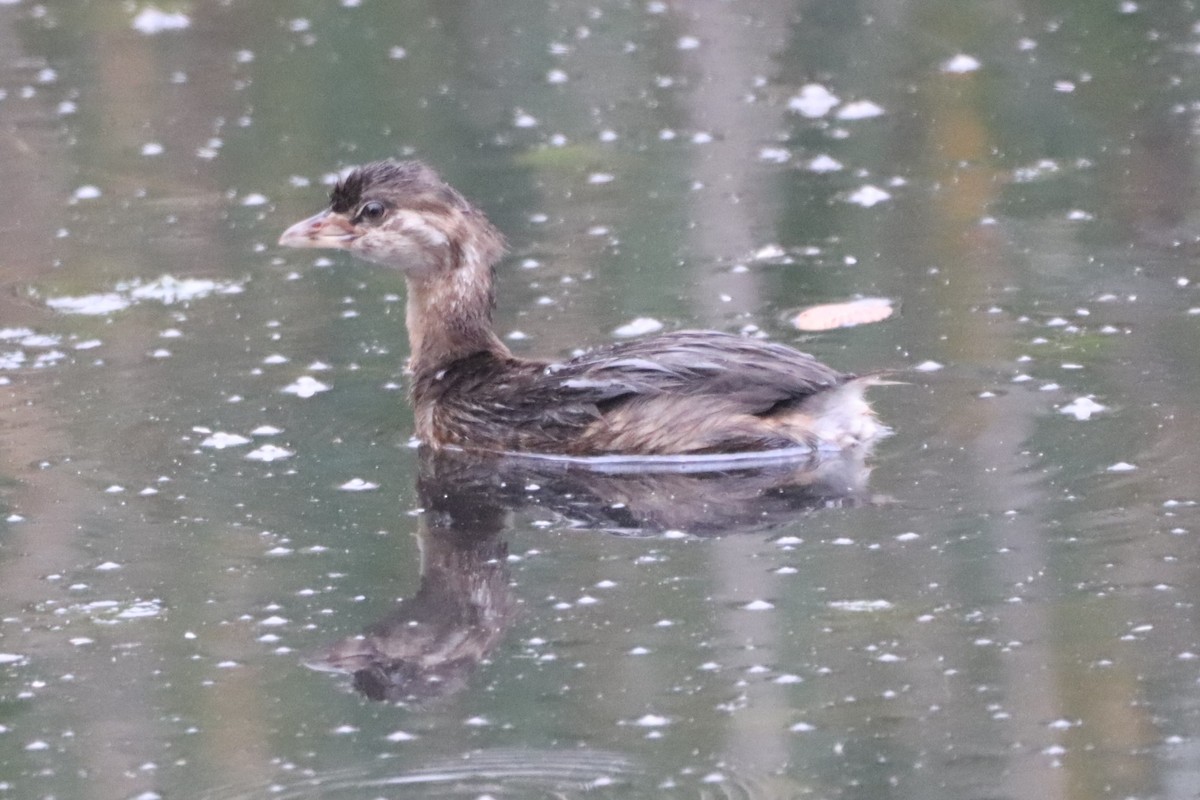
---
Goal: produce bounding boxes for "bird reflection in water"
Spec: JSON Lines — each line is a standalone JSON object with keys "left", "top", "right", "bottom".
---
{"left": 308, "top": 443, "right": 879, "bottom": 703}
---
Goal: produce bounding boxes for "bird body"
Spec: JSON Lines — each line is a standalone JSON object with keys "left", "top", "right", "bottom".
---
{"left": 280, "top": 159, "right": 886, "bottom": 457}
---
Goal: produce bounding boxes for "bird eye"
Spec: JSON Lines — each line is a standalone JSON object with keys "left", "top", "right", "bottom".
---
{"left": 357, "top": 201, "right": 387, "bottom": 223}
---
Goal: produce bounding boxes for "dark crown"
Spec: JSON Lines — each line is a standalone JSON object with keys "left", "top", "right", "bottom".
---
{"left": 329, "top": 159, "right": 462, "bottom": 214}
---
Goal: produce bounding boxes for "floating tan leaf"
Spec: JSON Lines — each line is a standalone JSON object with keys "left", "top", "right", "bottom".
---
{"left": 792, "top": 297, "right": 895, "bottom": 331}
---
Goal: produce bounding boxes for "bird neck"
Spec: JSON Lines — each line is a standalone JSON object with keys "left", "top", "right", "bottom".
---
{"left": 404, "top": 244, "right": 510, "bottom": 376}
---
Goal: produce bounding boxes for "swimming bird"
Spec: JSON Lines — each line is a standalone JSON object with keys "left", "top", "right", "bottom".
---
{"left": 279, "top": 159, "right": 886, "bottom": 457}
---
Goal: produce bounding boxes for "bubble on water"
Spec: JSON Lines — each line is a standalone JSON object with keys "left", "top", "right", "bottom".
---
{"left": 633, "top": 714, "right": 669, "bottom": 727}
{"left": 0, "top": 654, "right": 26, "bottom": 665}
{"left": 246, "top": 445, "right": 294, "bottom": 462}
{"left": 47, "top": 276, "right": 245, "bottom": 316}
{"left": 836, "top": 100, "right": 885, "bottom": 120}
{"left": 845, "top": 185, "right": 892, "bottom": 207}
{"left": 131, "top": 8, "right": 191, "bottom": 34}
{"left": 117, "top": 600, "right": 164, "bottom": 620}
{"left": 338, "top": 478, "right": 379, "bottom": 492}
{"left": 0, "top": 351, "right": 26, "bottom": 370}
{"left": 807, "top": 154, "right": 844, "bottom": 173}
{"left": 201, "top": 432, "right": 251, "bottom": 449}
{"left": 942, "top": 54, "right": 982, "bottom": 74}
{"left": 46, "top": 293, "right": 130, "bottom": 315}
{"left": 758, "top": 146, "right": 791, "bottom": 164}
{"left": 829, "top": 599, "right": 894, "bottom": 612}
{"left": 741, "top": 600, "right": 775, "bottom": 611}
{"left": 612, "top": 317, "right": 663, "bottom": 338}
{"left": 282, "top": 376, "right": 330, "bottom": 398}
{"left": 141, "top": 142, "right": 164, "bottom": 156}
{"left": 751, "top": 243, "right": 787, "bottom": 261}
{"left": 513, "top": 110, "right": 539, "bottom": 129}
{"left": 1106, "top": 462, "right": 1137, "bottom": 472}
{"left": 1059, "top": 396, "right": 1106, "bottom": 420}
{"left": 787, "top": 83, "right": 840, "bottom": 118}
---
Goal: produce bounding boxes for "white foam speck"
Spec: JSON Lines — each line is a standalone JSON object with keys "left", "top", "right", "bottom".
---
{"left": 282, "top": 376, "right": 330, "bottom": 398}
{"left": 613, "top": 317, "right": 664, "bottom": 338}
{"left": 836, "top": 100, "right": 885, "bottom": 120}
{"left": 758, "top": 146, "right": 791, "bottom": 164}
{"left": 386, "top": 730, "right": 417, "bottom": 742}
{"left": 95, "top": 561, "right": 122, "bottom": 571}
{"left": 132, "top": 8, "right": 191, "bottom": 34}
{"left": 846, "top": 185, "right": 892, "bottom": 207}
{"left": 0, "top": 653, "right": 26, "bottom": 665}
{"left": 339, "top": 478, "right": 379, "bottom": 492}
{"left": 47, "top": 276, "right": 245, "bottom": 316}
{"left": 245, "top": 445, "right": 294, "bottom": 462}
{"left": 942, "top": 54, "right": 982, "bottom": 74}
{"left": 829, "top": 599, "right": 894, "bottom": 612}
{"left": 128, "top": 276, "right": 243, "bottom": 304}
{"left": 45, "top": 293, "right": 130, "bottom": 315}
{"left": 201, "top": 432, "right": 251, "bottom": 449}
{"left": 1106, "top": 462, "right": 1137, "bottom": 472}
{"left": 71, "top": 185, "right": 101, "bottom": 201}
{"left": 807, "top": 154, "right": 843, "bottom": 173}
{"left": 787, "top": 83, "right": 840, "bottom": 118}
{"left": 742, "top": 600, "right": 775, "bottom": 611}
{"left": 251, "top": 425, "right": 283, "bottom": 436}
{"left": 1059, "top": 396, "right": 1107, "bottom": 420}
{"left": 116, "top": 600, "right": 163, "bottom": 619}
{"left": 915, "top": 360, "right": 944, "bottom": 372}
{"left": 241, "top": 193, "right": 268, "bottom": 206}
{"left": 634, "top": 714, "right": 669, "bottom": 727}
{"left": 141, "top": 142, "right": 164, "bottom": 156}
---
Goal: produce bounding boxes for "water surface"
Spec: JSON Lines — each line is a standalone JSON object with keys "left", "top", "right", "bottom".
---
{"left": 3, "top": 2, "right": 1200, "bottom": 798}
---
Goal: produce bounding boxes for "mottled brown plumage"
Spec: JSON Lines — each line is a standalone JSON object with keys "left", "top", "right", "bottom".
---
{"left": 280, "top": 159, "right": 887, "bottom": 456}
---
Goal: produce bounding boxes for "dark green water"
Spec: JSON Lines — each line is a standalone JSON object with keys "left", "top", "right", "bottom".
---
{"left": 3, "top": 2, "right": 1200, "bottom": 798}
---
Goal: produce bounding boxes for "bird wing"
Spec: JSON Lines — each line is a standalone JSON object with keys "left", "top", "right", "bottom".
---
{"left": 547, "top": 330, "right": 846, "bottom": 410}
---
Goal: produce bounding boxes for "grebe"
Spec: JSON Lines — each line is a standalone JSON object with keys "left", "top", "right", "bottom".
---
{"left": 279, "top": 159, "right": 886, "bottom": 457}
